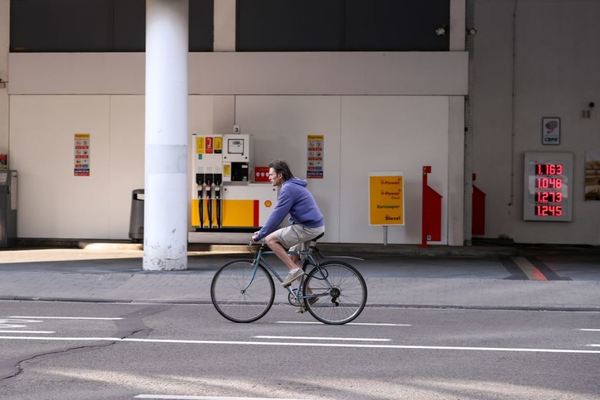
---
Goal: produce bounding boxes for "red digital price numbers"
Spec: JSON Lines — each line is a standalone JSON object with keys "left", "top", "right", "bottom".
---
{"left": 535, "top": 191, "right": 562, "bottom": 203}
{"left": 534, "top": 163, "right": 564, "bottom": 217}
{"left": 535, "top": 204, "right": 562, "bottom": 217}
{"left": 535, "top": 177, "right": 562, "bottom": 189}
{"left": 536, "top": 163, "right": 563, "bottom": 176}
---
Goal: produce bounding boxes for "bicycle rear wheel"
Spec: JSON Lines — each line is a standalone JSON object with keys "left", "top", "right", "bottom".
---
{"left": 211, "top": 259, "right": 275, "bottom": 323}
{"left": 303, "top": 261, "right": 367, "bottom": 325}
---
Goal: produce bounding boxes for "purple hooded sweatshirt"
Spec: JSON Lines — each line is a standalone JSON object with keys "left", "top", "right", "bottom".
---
{"left": 255, "top": 177, "right": 324, "bottom": 241}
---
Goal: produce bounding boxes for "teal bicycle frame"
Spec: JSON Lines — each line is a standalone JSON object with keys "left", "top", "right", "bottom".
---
{"left": 243, "top": 243, "right": 329, "bottom": 310}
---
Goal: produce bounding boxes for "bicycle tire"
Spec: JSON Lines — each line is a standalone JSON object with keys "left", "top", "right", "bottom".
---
{"left": 303, "top": 261, "right": 367, "bottom": 325}
{"left": 211, "top": 259, "right": 275, "bottom": 323}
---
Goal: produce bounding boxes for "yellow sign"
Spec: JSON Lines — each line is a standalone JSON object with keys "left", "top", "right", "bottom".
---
{"left": 196, "top": 136, "right": 204, "bottom": 155}
{"left": 369, "top": 173, "right": 404, "bottom": 225}
{"left": 223, "top": 163, "right": 231, "bottom": 178}
{"left": 214, "top": 136, "right": 222, "bottom": 153}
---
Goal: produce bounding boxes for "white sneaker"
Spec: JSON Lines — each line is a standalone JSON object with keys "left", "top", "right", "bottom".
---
{"left": 282, "top": 269, "right": 304, "bottom": 287}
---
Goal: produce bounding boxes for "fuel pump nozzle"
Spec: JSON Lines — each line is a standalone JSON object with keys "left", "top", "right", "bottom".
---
{"left": 196, "top": 174, "right": 205, "bottom": 229}
{"left": 206, "top": 176, "right": 214, "bottom": 229}
{"left": 210, "top": 179, "right": 218, "bottom": 228}
{"left": 214, "top": 174, "right": 223, "bottom": 228}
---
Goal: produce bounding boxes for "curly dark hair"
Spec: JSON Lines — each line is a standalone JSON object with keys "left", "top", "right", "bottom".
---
{"left": 268, "top": 160, "right": 294, "bottom": 181}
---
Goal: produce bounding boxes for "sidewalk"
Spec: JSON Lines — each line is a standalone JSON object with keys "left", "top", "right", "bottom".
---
{"left": 0, "top": 243, "right": 598, "bottom": 311}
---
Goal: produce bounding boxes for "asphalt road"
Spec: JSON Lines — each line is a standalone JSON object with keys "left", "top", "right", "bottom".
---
{"left": 1, "top": 300, "right": 599, "bottom": 400}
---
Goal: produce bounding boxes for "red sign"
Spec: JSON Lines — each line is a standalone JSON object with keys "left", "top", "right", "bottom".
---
{"left": 533, "top": 163, "right": 564, "bottom": 217}
{"left": 255, "top": 166, "right": 270, "bottom": 182}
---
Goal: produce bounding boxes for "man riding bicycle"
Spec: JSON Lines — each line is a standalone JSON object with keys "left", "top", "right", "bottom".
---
{"left": 252, "top": 160, "right": 325, "bottom": 287}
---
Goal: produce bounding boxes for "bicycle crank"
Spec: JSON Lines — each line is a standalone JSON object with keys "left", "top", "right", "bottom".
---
{"left": 288, "top": 288, "right": 301, "bottom": 307}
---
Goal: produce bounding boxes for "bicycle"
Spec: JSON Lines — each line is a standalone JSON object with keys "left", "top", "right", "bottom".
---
{"left": 210, "top": 234, "right": 367, "bottom": 325}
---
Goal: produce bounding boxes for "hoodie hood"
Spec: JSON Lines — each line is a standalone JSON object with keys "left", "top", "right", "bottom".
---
{"left": 286, "top": 177, "right": 307, "bottom": 187}
{"left": 254, "top": 174, "right": 323, "bottom": 240}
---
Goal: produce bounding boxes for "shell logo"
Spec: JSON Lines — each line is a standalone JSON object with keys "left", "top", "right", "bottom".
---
{"left": 264, "top": 200, "right": 273, "bottom": 207}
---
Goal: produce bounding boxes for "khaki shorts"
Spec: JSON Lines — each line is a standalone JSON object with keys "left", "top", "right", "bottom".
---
{"left": 266, "top": 224, "right": 325, "bottom": 252}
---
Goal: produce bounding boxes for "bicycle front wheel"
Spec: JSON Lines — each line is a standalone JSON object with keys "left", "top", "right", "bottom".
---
{"left": 210, "top": 259, "right": 275, "bottom": 323}
{"left": 303, "top": 261, "right": 367, "bottom": 325}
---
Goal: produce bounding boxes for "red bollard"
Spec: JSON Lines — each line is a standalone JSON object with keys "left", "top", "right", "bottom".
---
{"left": 421, "top": 166, "right": 442, "bottom": 247}
{"left": 472, "top": 173, "right": 486, "bottom": 236}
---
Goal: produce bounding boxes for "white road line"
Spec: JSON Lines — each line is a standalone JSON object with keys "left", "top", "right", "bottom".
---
{"left": 9, "top": 316, "right": 123, "bottom": 320}
{"left": 587, "top": 344, "right": 600, "bottom": 347}
{"left": 1, "top": 335, "right": 599, "bottom": 354}
{"left": 579, "top": 329, "right": 600, "bottom": 332}
{"left": 0, "top": 318, "right": 43, "bottom": 323}
{"left": 253, "top": 335, "right": 390, "bottom": 342}
{"left": 135, "top": 395, "right": 303, "bottom": 400}
{"left": 0, "top": 330, "right": 55, "bottom": 334}
{"left": 275, "top": 321, "right": 411, "bottom": 327}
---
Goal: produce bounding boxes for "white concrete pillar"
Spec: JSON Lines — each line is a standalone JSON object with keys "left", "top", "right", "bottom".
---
{"left": 144, "top": 0, "right": 189, "bottom": 270}
{"left": 449, "top": 0, "right": 467, "bottom": 245}
{"left": 0, "top": 0, "right": 10, "bottom": 155}
{"left": 448, "top": 96, "right": 466, "bottom": 246}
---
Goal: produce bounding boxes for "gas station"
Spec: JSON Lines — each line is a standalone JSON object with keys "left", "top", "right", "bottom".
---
{"left": 0, "top": 1, "right": 598, "bottom": 271}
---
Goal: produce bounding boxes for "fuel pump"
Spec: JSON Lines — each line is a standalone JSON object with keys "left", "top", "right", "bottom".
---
{"left": 189, "top": 131, "right": 278, "bottom": 242}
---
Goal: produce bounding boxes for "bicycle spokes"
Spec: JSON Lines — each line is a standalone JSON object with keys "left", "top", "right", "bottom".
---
{"left": 303, "top": 261, "right": 367, "bottom": 325}
{"left": 211, "top": 260, "right": 275, "bottom": 323}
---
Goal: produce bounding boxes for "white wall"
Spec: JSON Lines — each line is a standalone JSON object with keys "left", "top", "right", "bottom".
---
{"left": 10, "top": 94, "right": 452, "bottom": 243}
{"left": 9, "top": 95, "right": 228, "bottom": 239}
{"left": 235, "top": 96, "right": 342, "bottom": 242}
{"left": 340, "top": 97, "right": 449, "bottom": 243}
{"left": 6, "top": 48, "right": 466, "bottom": 242}
{"left": 470, "top": 0, "right": 600, "bottom": 244}
{"left": 8, "top": 52, "right": 468, "bottom": 96}
{"left": 237, "top": 96, "right": 450, "bottom": 244}
{"left": 108, "top": 96, "right": 145, "bottom": 238}
{"left": 10, "top": 95, "right": 112, "bottom": 238}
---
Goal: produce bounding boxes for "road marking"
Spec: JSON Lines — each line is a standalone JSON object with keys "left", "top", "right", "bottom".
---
{"left": 512, "top": 257, "right": 547, "bottom": 281}
{"left": 9, "top": 316, "right": 123, "bottom": 320}
{"left": 0, "top": 324, "right": 27, "bottom": 329}
{"left": 1, "top": 336, "right": 599, "bottom": 354}
{"left": 0, "top": 318, "right": 43, "bottom": 323}
{"left": 587, "top": 344, "right": 600, "bottom": 347}
{"left": 0, "top": 330, "right": 55, "bottom": 334}
{"left": 253, "top": 335, "right": 391, "bottom": 342}
{"left": 135, "top": 395, "right": 303, "bottom": 400}
{"left": 275, "top": 321, "right": 411, "bottom": 327}
{"left": 580, "top": 329, "right": 600, "bottom": 332}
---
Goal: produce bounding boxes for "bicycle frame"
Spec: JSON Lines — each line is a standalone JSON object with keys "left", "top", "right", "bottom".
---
{"left": 244, "top": 244, "right": 331, "bottom": 306}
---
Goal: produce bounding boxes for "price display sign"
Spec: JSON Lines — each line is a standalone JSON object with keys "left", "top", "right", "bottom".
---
{"left": 523, "top": 152, "right": 573, "bottom": 221}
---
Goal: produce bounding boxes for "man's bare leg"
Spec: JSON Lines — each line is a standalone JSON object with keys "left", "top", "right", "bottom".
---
{"left": 265, "top": 236, "right": 299, "bottom": 271}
